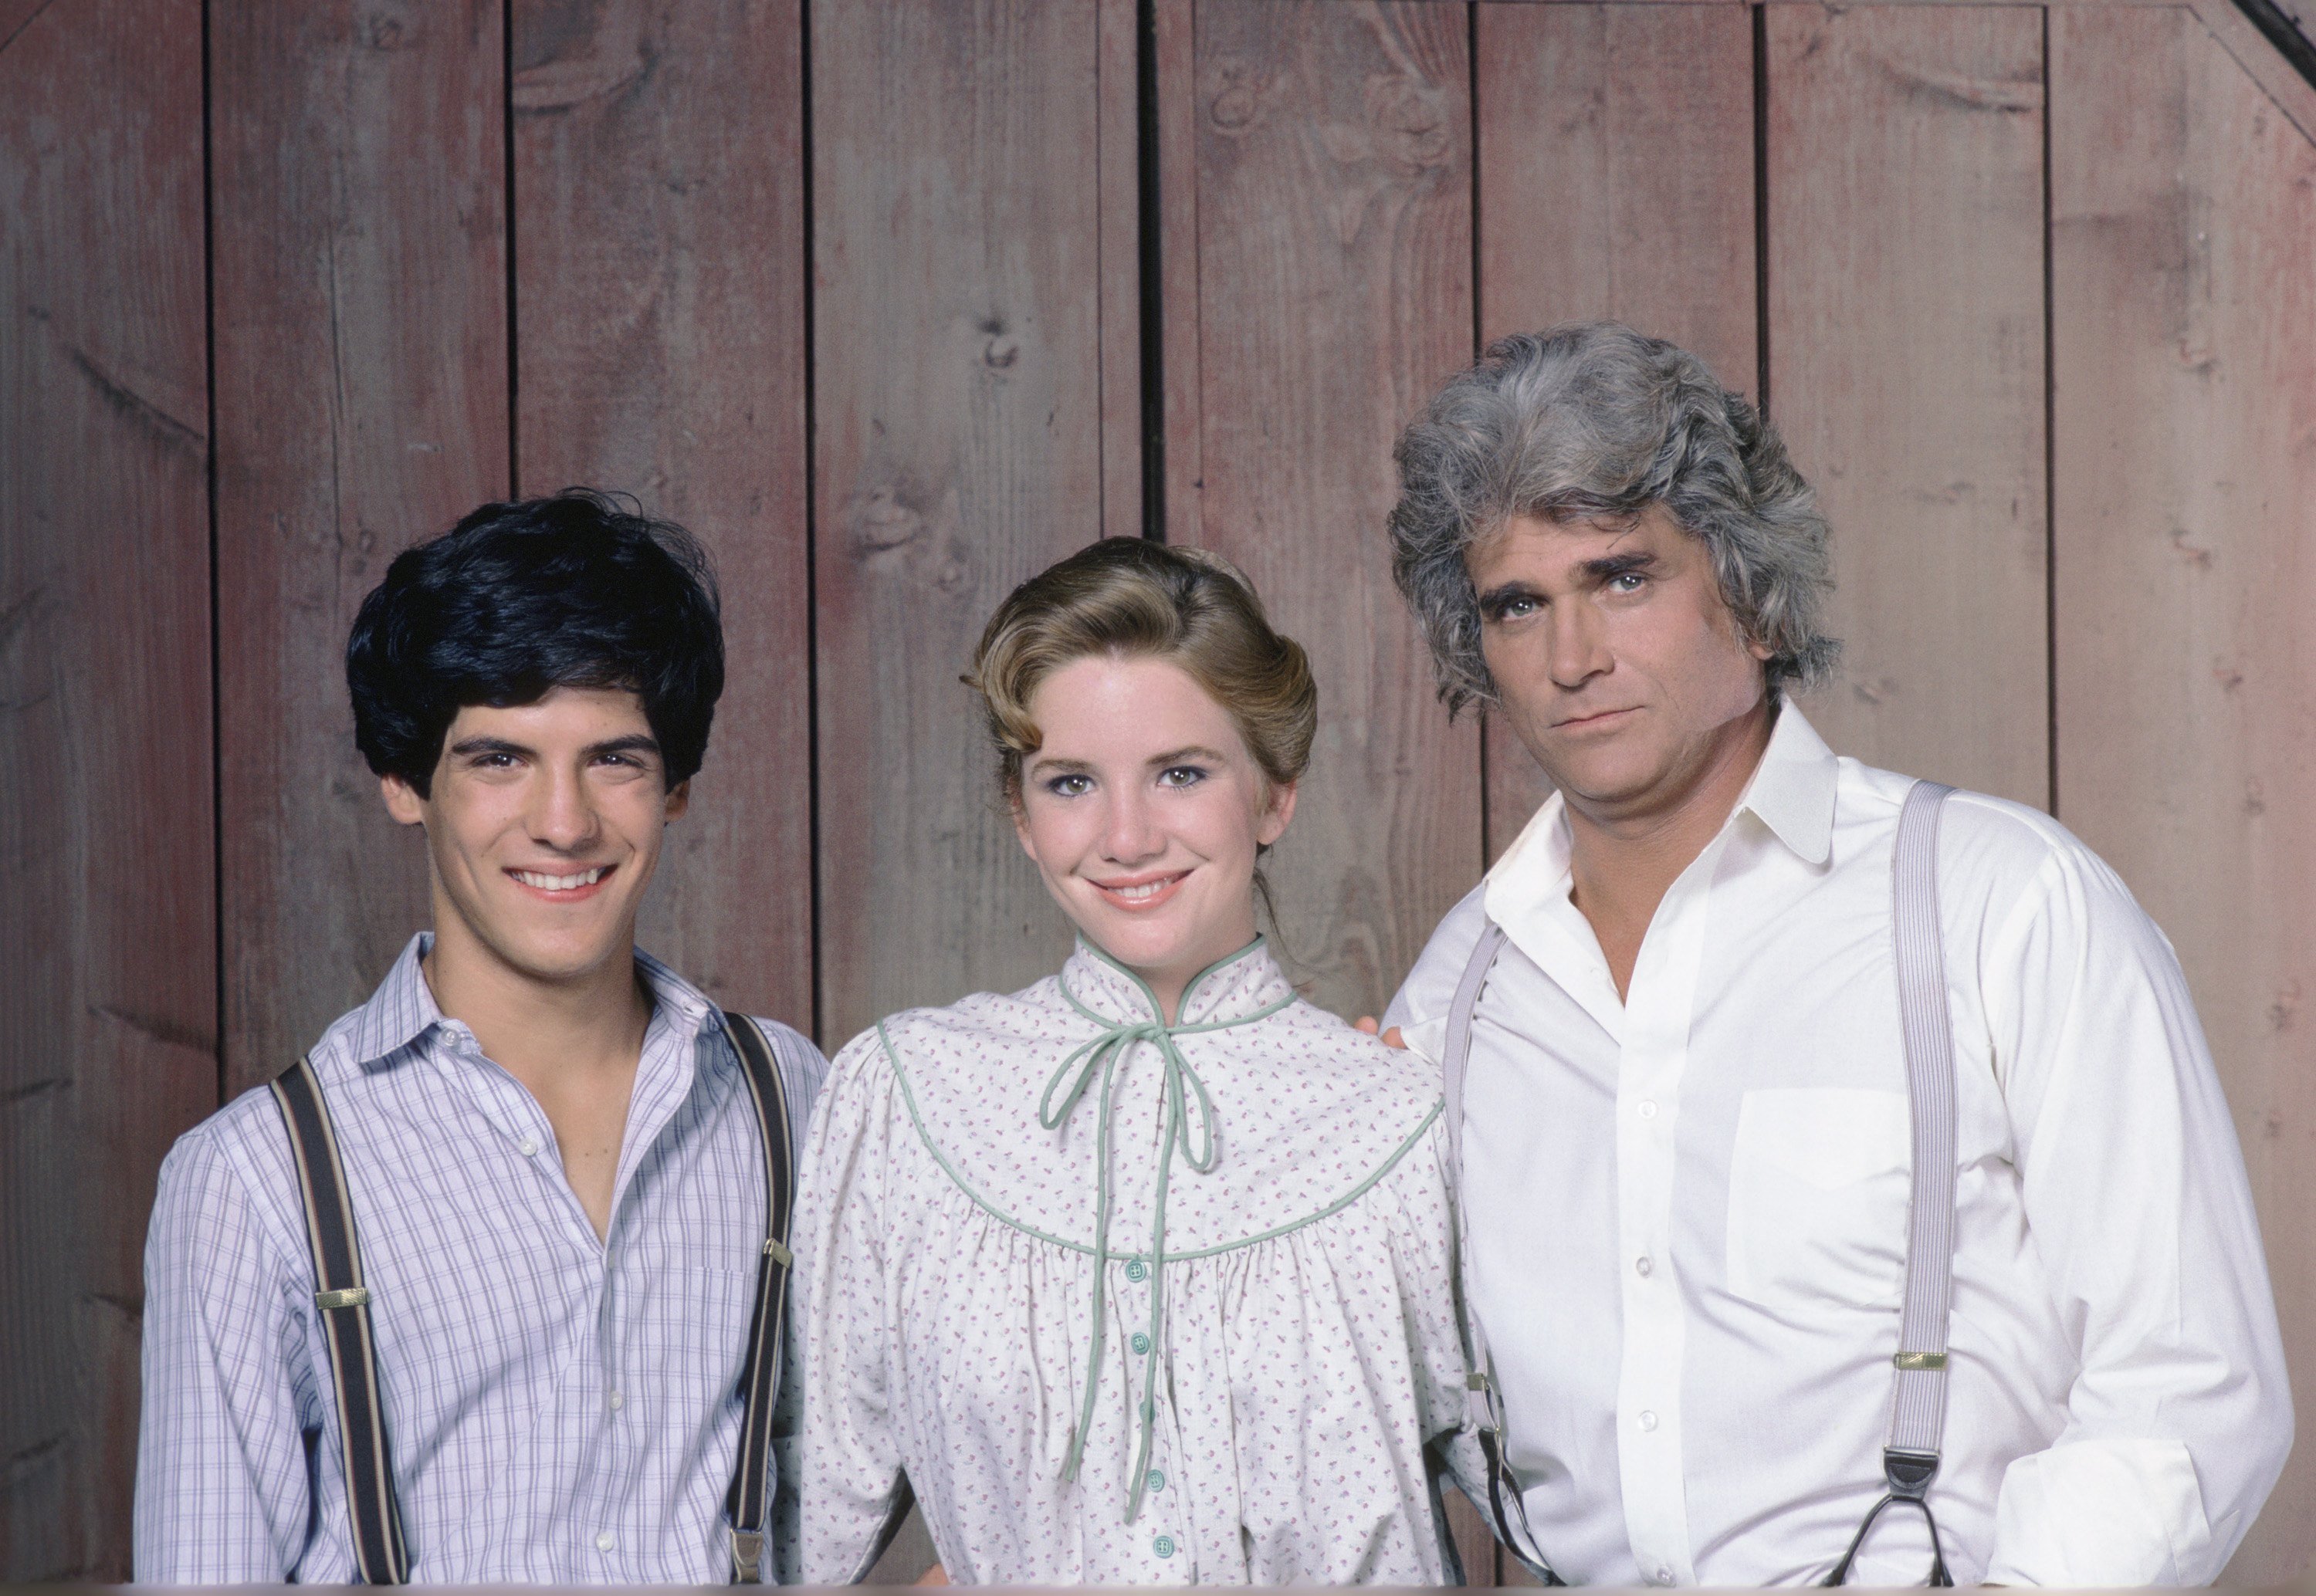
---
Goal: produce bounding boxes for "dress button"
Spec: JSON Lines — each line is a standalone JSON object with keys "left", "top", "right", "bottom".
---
{"left": 1146, "top": 1469, "right": 1166, "bottom": 1493}
{"left": 1639, "top": 1410, "right": 1659, "bottom": 1432}
{"left": 608, "top": 1390, "right": 625, "bottom": 1412}
{"left": 595, "top": 1531, "right": 615, "bottom": 1552}
{"left": 519, "top": 1138, "right": 539, "bottom": 1157}
{"left": 1655, "top": 1568, "right": 1674, "bottom": 1585}
{"left": 1130, "top": 1332, "right": 1151, "bottom": 1354}
{"left": 1635, "top": 1255, "right": 1653, "bottom": 1277}
{"left": 1125, "top": 1259, "right": 1148, "bottom": 1282}
{"left": 1153, "top": 1535, "right": 1175, "bottom": 1558}
{"left": 1638, "top": 1100, "right": 1658, "bottom": 1120}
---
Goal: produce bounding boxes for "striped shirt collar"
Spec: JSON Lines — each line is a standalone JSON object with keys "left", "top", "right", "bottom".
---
{"left": 344, "top": 932, "right": 726, "bottom": 1070}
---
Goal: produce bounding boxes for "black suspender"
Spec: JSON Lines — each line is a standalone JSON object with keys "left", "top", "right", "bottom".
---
{"left": 269, "top": 1012, "right": 798, "bottom": 1585}
{"left": 271, "top": 1057, "right": 411, "bottom": 1585}
{"left": 720, "top": 1011, "right": 799, "bottom": 1584}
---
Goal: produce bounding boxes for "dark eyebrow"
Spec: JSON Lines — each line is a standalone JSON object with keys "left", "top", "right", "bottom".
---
{"left": 1580, "top": 551, "right": 1657, "bottom": 582}
{"left": 1476, "top": 578, "right": 1544, "bottom": 613}
{"left": 447, "top": 735, "right": 534, "bottom": 760}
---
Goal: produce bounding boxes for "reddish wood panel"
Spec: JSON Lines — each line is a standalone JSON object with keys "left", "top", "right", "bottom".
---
{"left": 0, "top": 2, "right": 213, "bottom": 1577}
{"left": 812, "top": 0, "right": 1122, "bottom": 1054}
{"left": 1098, "top": 0, "right": 1144, "bottom": 540}
{"left": 1767, "top": 3, "right": 2050, "bottom": 807}
{"left": 1154, "top": 0, "right": 1204, "bottom": 547}
{"left": 212, "top": 0, "right": 510, "bottom": 1090}
{"left": 2050, "top": 8, "right": 2316, "bottom": 1578}
{"left": 1179, "top": 0, "right": 1482, "bottom": 1021}
{"left": 510, "top": 0, "right": 813, "bottom": 1031}
{"left": 1474, "top": 2, "right": 1759, "bottom": 856}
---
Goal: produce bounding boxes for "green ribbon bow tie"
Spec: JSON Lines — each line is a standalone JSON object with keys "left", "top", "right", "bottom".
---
{"left": 1041, "top": 967, "right": 1292, "bottom": 1523}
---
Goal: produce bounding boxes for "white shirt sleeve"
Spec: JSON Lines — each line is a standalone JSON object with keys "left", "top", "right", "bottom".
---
{"left": 1979, "top": 843, "right": 2291, "bottom": 1585}
{"left": 781, "top": 1027, "right": 915, "bottom": 1584}
{"left": 134, "top": 1126, "right": 320, "bottom": 1582}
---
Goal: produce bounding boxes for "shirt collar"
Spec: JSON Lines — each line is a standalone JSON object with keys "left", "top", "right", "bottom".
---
{"left": 1060, "top": 935, "right": 1295, "bottom": 1028}
{"left": 343, "top": 932, "right": 726, "bottom": 1068}
{"left": 1485, "top": 699, "right": 1840, "bottom": 918}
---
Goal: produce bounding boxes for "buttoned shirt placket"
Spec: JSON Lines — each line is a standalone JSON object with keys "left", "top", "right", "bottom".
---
{"left": 1497, "top": 831, "right": 1736, "bottom": 1588}
{"left": 421, "top": 992, "right": 714, "bottom": 1578}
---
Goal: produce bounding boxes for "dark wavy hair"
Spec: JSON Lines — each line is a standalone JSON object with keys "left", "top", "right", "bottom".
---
{"left": 345, "top": 490, "right": 724, "bottom": 796}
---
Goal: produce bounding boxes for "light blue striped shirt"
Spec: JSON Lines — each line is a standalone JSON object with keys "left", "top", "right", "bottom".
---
{"left": 134, "top": 934, "right": 827, "bottom": 1583}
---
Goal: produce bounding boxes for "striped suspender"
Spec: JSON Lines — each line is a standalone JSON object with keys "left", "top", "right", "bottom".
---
{"left": 270, "top": 1014, "right": 797, "bottom": 1586}
{"left": 1439, "top": 780, "right": 1960, "bottom": 1588}
{"left": 270, "top": 1057, "right": 411, "bottom": 1585}
{"left": 720, "top": 1013, "right": 797, "bottom": 1584}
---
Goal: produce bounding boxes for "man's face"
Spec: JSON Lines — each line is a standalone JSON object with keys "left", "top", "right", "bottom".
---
{"left": 1470, "top": 506, "right": 1773, "bottom": 820}
{"left": 381, "top": 685, "right": 686, "bottom": 986}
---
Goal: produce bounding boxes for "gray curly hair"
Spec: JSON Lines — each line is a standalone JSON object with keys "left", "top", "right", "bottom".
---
{"left": 1389, "top": 322, "right": 1839, "bottom": 715}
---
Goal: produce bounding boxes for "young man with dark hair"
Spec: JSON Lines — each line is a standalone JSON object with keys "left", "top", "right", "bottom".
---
{"left": 134, "top": 491, "right": 825, "bottom": 1584}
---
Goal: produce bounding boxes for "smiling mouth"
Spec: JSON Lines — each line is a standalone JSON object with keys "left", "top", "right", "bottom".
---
{"left": 1091, "top": 870, "right": 1190, "bottom": 911}
{"left": 508, "top": 864, "right": 614, "bottom": 898}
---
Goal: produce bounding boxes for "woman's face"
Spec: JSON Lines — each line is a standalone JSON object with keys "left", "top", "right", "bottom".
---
{"left": 1012, "top": 654, "right": 1296, "bottom": 1016}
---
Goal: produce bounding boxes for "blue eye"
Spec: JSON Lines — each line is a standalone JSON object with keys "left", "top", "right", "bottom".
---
{"left": 1607, "top": 571, "right": 1647, "bottom": 593}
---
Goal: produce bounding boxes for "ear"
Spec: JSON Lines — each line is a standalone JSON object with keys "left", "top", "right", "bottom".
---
{"left": 381, "top": 773, "right": 427, "bottom": 827}
{"left": 1010, "top": 788, "right": 1039, "bottom": 861}
{"left": 663, "top": 779, "right": 690, "bottom": 823}
{"left": 1747, "top": 635, "right": 1777, "bottom": 663}
{"left": 1256, "top": 779, "right": 1298, "bottom": 848}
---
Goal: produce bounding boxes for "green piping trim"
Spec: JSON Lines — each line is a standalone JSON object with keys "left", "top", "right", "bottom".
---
{"left": 877, "top": 1019, "right": 1444, "bottom": 1262}
{"left": 1071, "top": 932, "right": 1271, "bottom": 1026}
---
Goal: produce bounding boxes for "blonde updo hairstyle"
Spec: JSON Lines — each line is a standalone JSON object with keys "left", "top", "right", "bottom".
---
{"left": 967, "top": 537, "right": 1317, "bottom": 817}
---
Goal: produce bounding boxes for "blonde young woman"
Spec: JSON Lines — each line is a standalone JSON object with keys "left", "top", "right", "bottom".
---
{"left": 778, "top": 538, "right": 1484, "bottom": 1584}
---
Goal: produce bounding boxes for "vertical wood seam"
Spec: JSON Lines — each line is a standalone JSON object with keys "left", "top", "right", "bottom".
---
{"left": 801, "top": 0, "right": 824, "bottom": 1050}
{"left": 1752, "top": 2, "right": 1771, "bottom": 417}
{"left": 1137, "top": 0, "right": 1166, "bottom": 542}
{"left": 502, "top": 0, "right": 518, "bottom": 499}
{"left": 201, "top": 0, "right": 224, "bottom": 1111}
{"left": 2042, "top": 3, "right": 2059, "bottom": 818}
{"left": 1468, "top": 1, "right": 1491, "bottom": 893}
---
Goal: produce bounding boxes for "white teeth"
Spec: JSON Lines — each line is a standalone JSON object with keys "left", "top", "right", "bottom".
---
{"left": 1107, "top": 878, "right": 1172, "bottom": 901}
{"left": 516, "top": 867, "right": 605, "bottom": 891}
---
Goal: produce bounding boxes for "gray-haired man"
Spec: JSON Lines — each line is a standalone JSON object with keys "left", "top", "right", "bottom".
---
{"left": 1377, "top": 323, "right": 2290, "bottom": 1586}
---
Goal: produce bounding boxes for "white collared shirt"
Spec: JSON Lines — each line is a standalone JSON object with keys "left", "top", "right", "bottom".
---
{"left": 134, "top": 934, "right": 827, "bottom": 1583}
{"left": 1385, "top": 705, "right": 2290, "bottom": 1586}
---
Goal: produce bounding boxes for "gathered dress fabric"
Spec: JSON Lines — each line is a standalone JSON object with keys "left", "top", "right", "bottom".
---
{"left": 777, "top": 937, "right": 1482, "bottom": 1585}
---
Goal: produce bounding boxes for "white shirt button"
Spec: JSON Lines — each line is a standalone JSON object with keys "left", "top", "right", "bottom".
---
{"left": 594, "top": 1531, "right": 615, "bottom": 1552}
{"left": 1635, "top": 1255, "right": 1654, "bottom": 1277}
{"left": 1655, "top": 1567, "right": 1674, "bottom": 1585}
{"left": 518, "top": 1138, "right": 540, "bottom": 1157}
{"left": 1637, "top": 1099, "right": 1658, "bottom": 1119}
{"left": 608, "top": 1390, "right": 625, "bottom": 1411}
{"left": 1639, "top": 1409, "right": 1659, "bottom": 1432}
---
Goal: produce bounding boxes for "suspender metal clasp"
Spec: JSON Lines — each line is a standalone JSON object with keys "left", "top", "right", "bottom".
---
{"left": 729, "top": 1523, "right": 767, "bottom": 1584}
{"left": 315, "top": 1286, "right": 372, "bottom": 1310}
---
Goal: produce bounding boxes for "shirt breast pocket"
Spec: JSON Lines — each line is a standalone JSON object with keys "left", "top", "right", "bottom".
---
{"left": 1725, "top": 1088, "right": 1911, "bottom": 1313}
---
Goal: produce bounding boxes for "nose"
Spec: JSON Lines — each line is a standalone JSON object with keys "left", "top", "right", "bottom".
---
{"left": 527, "top": 761, "right": 601, "bottom": 854}
{"left": 1547, "top": 597, "right": 1614, "bottom": 690}
{"left": 1100, "top": 786, "right": 1163, "bottom": 867}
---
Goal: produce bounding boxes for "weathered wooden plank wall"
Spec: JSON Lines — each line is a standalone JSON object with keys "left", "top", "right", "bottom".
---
{"left": 5, "top": 0, "right": 2316, "bottom": 1581}
{"left": 2051, "top": 7, "right": 2316, "bottom": 1576}
{"left": 511, "top": 0, "right": 816, "bottom": 1027}
{"left": 0, "top": 0, "right": 212, "bottom": 1575}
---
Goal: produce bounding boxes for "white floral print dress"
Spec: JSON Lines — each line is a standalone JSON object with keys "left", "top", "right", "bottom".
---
{"left": 777, "top": 937, "right": 1484, "bottom": 1584}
